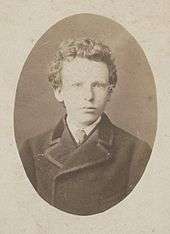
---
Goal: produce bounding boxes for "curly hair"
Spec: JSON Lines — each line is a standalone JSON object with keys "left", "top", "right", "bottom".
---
{"left": 48, "top": 38, "right": 117, "bottom": 91}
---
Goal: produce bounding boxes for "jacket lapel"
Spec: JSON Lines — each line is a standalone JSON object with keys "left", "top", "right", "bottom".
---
{"left": 44, "top": 113, "right": 115, "bottom": 175}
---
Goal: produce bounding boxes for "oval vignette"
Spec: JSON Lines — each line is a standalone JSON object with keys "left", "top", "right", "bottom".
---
{"left": 14, "top": 13, "right": 157, "bottom": 215}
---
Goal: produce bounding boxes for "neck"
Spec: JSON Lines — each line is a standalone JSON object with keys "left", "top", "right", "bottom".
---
{"left": 66, "top": 115, "right": 101, "bottom": 130}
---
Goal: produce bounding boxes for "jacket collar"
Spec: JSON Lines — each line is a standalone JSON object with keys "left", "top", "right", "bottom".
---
{"left": 50, "top": 112, "right": 114, "bottom": 149}
{"left": 44, "top": 113, "right": 115, "bottom": 172}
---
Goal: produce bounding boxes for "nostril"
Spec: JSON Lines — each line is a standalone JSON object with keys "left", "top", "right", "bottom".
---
{"left": 84, "top": 91, "right": 94, "bottom": 101}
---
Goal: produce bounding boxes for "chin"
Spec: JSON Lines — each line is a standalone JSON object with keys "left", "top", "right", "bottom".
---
{"left": 77, "top": 113, "right": 99, "bottom": 125}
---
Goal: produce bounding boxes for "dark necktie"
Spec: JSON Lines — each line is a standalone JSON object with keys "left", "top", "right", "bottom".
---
{"left": 75, "top": 129, "right": 87, "bottom": 145}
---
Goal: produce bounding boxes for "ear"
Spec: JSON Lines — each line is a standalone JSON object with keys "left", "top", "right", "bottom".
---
{"left": 106, "top": 85, "right": 114, "bottom": 102}
{"left": 106, "top": 92, "right": 112, "bottom": 102}
{"left": 53, "top": 87, "right": 64, "bottom": 102}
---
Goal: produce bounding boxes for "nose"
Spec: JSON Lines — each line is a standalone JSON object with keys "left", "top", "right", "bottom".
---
{"left": 83, "top": 85, "right": 94, "bottom": 101}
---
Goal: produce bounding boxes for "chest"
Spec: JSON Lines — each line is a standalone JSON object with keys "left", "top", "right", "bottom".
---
{"left": 33, "top": 146, "right": 131, "bottom": 215}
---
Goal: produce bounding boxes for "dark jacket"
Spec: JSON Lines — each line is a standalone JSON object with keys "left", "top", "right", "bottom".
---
{"left": 19, "top": 113, "right": 151, "bottom": 215}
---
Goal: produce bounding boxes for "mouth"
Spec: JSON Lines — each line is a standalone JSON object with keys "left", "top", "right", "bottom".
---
{"left": 82, "top": 107, "right": 96, "bottom": 109}
{"left": 81, "top": 107, "right": 96, "bottom": 113}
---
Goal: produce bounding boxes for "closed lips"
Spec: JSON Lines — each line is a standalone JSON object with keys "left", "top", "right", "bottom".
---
{"left": 82, "top": 107, "right": 96, "bottom": 109}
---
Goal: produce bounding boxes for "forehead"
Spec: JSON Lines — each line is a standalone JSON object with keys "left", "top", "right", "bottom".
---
{"left": 62, "top": 57, "right": 109, "bottom": 83}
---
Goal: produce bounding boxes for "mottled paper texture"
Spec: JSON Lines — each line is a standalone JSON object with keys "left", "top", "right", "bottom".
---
{"left": 0, "top": 1, "right": 170, "bottom": 233}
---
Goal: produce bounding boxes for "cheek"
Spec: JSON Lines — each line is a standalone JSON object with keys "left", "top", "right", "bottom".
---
{"left": 95, "top": 90, "right": 109, "bottom": 103}
{"left": 62, "top": 93, "right": 79, "bottom": 109}
{"left": 63, "top": 86, "right": 81, "bottom": 97}
{"left": 63, "top": 88, "right": 76, "bottom": 100}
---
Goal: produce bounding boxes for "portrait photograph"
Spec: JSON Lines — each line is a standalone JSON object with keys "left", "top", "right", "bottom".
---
{"left": 2, "top": 0, "right": 170, "bottom": 233}
{"left": 14, "top": 13, "right": 157, "bottom": 216}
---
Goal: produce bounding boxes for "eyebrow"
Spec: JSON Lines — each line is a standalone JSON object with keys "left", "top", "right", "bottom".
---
{"left": 72, "top": 81, "right": 108, "bottom": 84}
{"left": 92, "top": 81, "right": 108, "bottom": 84}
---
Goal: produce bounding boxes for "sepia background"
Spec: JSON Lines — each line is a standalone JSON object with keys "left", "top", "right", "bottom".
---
{"left": 0, "top": 1, "right": 170, "bottom": 233}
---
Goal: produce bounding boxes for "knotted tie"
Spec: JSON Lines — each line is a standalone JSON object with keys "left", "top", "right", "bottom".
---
{"left": 75, "top": 129, "right": 87, "bottom": 145}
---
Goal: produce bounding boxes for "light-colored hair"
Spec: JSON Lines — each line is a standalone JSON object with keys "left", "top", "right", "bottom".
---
{"left": 48, "top": 38, "right": 117, "bottom": 91}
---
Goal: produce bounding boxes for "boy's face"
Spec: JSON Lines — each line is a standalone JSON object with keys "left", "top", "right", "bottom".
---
{"left": 54, "top": 57, "right": 112, "bottom": 127}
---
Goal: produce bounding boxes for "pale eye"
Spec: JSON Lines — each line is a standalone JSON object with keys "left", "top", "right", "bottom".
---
{"left": 72, "top": 82, "right": 82, "bottom": 88}
{"left": 92, "top": 82, "right": 108, "bottom": 88}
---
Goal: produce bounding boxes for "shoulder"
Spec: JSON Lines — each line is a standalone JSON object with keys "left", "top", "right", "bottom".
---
{"left": 103, "top": 114, "right": 152, "bottom": 191}
{"left": 109, "top": 119, "right": 152, "bottom": 165}
{"left": 102, "top": 113, "right": 151, "bottom": 152}
{"left": 18, "top": 119, "right": 64, "bottom": 188}
{"left": 111, "top": 123, "right": 152, "bottom": 193}
{"left": 20, "top": 118, "right": 64, "bottom": 155}
{"left": 19, "top": 129, "right": 52, "bottom": 160}
{"left": 18, "top": 129, "right": 53, "bottom": 189}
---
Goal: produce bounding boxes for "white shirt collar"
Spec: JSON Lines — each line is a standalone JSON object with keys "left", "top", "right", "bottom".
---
{"left": 66, "top": 116, "right": 101, "bottom": 143}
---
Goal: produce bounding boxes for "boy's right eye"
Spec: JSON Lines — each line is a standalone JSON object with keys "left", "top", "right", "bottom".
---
{"left": 72, "top": 82, "right": 82, "bottom": 87}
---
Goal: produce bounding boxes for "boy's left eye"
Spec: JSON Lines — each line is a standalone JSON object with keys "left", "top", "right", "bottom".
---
{"left": 92, "top": 83, "right": 107, "bottom": 88}
{"left": 72, "top": 83, "right": 81, "bottom": 87}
